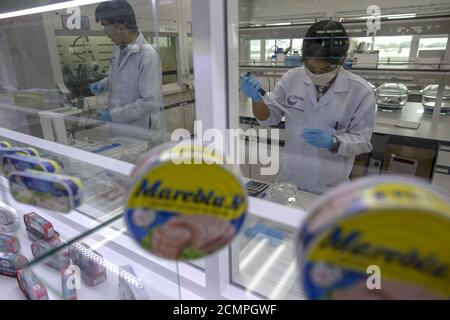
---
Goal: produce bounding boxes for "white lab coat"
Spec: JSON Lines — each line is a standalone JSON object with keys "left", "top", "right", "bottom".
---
{"left": 258, "top": 67, "right": 376, "bottom": 194}
{"left": 100, "top": 33, "right": 166, "bottom": 144}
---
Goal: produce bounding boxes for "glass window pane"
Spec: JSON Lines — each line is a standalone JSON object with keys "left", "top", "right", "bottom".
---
{"left": 291, "top": 39, "right": 303, "bottom": 53}
{"left": 374, "top": 36, "right": 412, "bottom": 59}
{"left": 0, "top": 0, "right": 195, "bottom": 165}
{"left": 418, "top": 37, "right": 448, "bottom": 51}
{"left": 250, "top": 39, "right": 261, "bottom": 62}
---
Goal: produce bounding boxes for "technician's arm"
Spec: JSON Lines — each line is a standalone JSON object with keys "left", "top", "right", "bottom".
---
{"left": 241, "top": 74, "right": 287, "bottom": 127}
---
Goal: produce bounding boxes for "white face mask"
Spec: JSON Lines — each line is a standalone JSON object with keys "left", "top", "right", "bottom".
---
{"left": 305, "top": 66, "right": 339, "bottom": 86}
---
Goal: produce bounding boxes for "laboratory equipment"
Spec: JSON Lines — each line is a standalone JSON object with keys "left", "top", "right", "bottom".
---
{"left": 245, "top": 180, "right": 269, "bottom": 197}
{"left": 421, "top": 84, "right": 450, "bottom": 115}
{"left": 284, "top": 52, "right": 302, "bottom": 67}
{"left": 376, "top": 83, "right": 409, "bottom": 111}
{"left": 269, "top": 182, "right": 298, "bottom": 207}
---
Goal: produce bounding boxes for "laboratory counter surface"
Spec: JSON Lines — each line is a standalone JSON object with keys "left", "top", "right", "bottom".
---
{"left": 240, "top": 99, "right": 450, "bottom": 144}
{"left": 240, "top": 64, "right": 450, "bottom": 72}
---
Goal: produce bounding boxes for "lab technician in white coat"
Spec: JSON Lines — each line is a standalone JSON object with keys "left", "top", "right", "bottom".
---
{"left": 90, "top": 0, "right": 166, "bottom": 144}
{"left": 241, "top": 20, "right": 376, "bottom": 194}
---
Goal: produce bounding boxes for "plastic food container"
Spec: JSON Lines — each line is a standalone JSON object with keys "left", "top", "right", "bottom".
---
{"left": 421, "top": 84, "right": 450, "bottom": 115}
{"left": 124, "top": 141, "right": 248, "bottom": 261}
{"left": 376, "top": 83, "right": 409, "bottom": 110}
{"left": 9, "top": 170, "right": 84, "bottom": 213}
{"left": 297, "top": 175, "right": 450, "bottom": 300}
{"left": 0, "top": 141, "right": 12, "bottom": 148}
{"left": 2, "top": 154, "right": 63, "bottom": 177}
{"left": 0, "top": 202, "right": 20, "bottom": 233}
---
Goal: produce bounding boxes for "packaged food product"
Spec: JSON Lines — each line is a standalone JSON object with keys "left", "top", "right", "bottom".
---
{"left": 61, "top": 265, "right": 78, "bottom": 300}
{"left": 23, "top": 212, "right": 60, "bottom": 243}
{"left": 2, "top": 154, "right": 63, "bottom": 176}
{"left": 0, "top": 252, "right": 28, "bottom": 277}
{"left": 69, "top": 242, "right": 107, "bottom": 287}
{"left": 17, "top": 268, "right": 49, "bottom": 300}
{"left": 125, "top": 142, "right": 247, "bottom": 261}
{"left": 0, "top": 147, "right": 40, "bottom": 161}
{"left": 297, "top": 175, "right": 450, "bottom": 299}
{"left": 0, "top": 233, "right": 21, "bottom": 253}
{"left": 31, "top": 240, "right": 70, "bottom": 271}
{"left": 9, "top": 170, "right": 84, "bottom": 213}
{"left": 0, "top": 141, "right": 12, "bottom": 148}
{"left": 0, "top": 202, "right": 20, "bottom": 233}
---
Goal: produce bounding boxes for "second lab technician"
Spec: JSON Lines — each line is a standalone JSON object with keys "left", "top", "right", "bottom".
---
{"left": 90, "top": 0, "right": 166, "bottom": 144}
{"left": 241, "top": 20, "right": 376, "bottom": 194}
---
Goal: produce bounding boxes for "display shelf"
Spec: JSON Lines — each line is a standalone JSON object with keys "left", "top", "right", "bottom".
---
{"left": 21, "top": 215, "right": 182, "bottom": 300}
{"left": 240, "top": 63, "right": 450, "bottom": 73}
{"left": 239, "top": 98, "right": 450, "bottom": 143}
{"left": 0, "top": 181, "right": 113, "bottom": 299}
{"left": 0, "top": 128, "right": 308, "bottom": 301}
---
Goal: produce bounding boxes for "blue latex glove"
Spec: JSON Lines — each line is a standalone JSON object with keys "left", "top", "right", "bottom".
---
{"left": 89, "top": 81, "right": 105, "bottom": 95}
{"left": 97, "top": 110, "right": 112, "bottom": 122}
{"left": 301, "top": 128, "right": 334, "bottom": 149}
{"left": 240, "top": 75, "right": 263, "bottom": 103}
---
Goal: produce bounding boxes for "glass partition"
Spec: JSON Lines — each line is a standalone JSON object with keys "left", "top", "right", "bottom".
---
{"left": 235, "top": 0, "right": 450, "bottom": 211}
{"left": 0, "top": 0, "right": 195, "bottom": 164}
{"left": 22, "top": 215, "right": 181, "bottom": 300}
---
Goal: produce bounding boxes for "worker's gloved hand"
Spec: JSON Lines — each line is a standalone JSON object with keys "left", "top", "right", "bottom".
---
{"left": 97, "top": 110, "right": 112, "bottom": 122}
{"left": 89, "top": 81, "right": 105, "bottom": 95}
{"left": 301, "top": 128, "right": 334, "bottom": 149}
{"left": 240, "top": 75, "right": 263, "bottom": 103}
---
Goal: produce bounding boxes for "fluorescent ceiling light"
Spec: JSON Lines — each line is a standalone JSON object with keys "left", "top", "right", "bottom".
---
{"left": 0, "top": 0, "right": 109, "bottom": 20}
{"left": 265, "top": 22, "right": 292, "bottom": 26}
{"left": 386, "top": 13, "right": 416, "bottom": 19}
{"left": 344, "top": 13, "right": 416, "bottom": 20}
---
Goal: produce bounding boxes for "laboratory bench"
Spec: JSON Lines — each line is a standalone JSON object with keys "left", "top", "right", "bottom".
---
{"left": 238, "top": 98, "right": 450, "bottom": 192}
{"left": 240, "top": 99, "right": 450, "bottom": 143}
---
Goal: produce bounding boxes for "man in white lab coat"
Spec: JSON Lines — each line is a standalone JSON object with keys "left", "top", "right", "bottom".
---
{"left": 90, "top": 0, "right": 166, "bottom": 144}
{"left": 241, "top": 20, "right": 376, "bottom": 194}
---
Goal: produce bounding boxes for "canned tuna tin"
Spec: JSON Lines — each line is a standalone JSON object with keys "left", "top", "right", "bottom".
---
{"left": 297, "top": 175, "right": 450, "bottom": 300}
{"left": 125, "top": 142, "right": 247, "bottom": 261}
